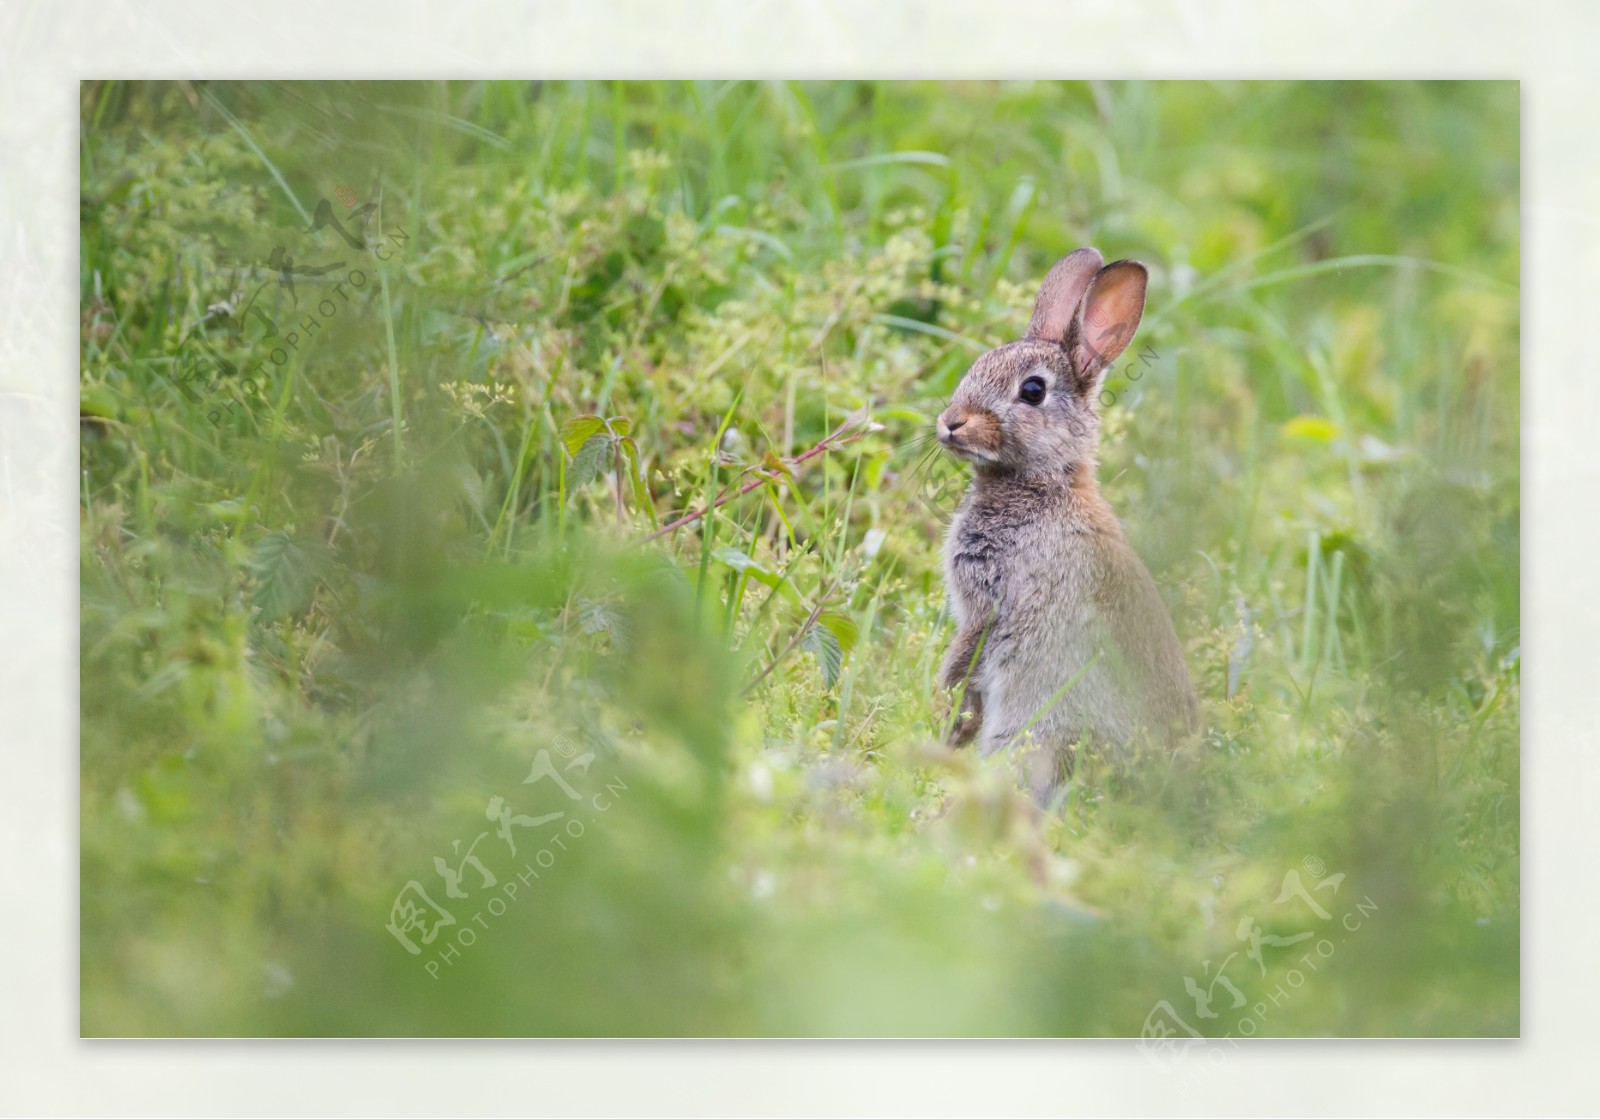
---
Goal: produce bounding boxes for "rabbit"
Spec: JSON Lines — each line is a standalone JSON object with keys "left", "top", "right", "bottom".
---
{"left": 937, "top": 247, "right": 1199, "bottom": 800}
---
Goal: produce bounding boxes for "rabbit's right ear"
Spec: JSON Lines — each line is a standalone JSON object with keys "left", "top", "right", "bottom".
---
{"left": 1069, "top": 260, "right": 1147, "bottom": 378}
{"left": 1026, "top": 248, "right": 1104, "bottom": 345}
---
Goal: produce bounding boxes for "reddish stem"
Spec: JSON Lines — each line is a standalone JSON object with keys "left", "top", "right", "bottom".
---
{"left": 640, "top": 413, "right": 868, "bottom": 544}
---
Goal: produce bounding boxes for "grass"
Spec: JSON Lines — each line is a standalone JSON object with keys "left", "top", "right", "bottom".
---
{"left": 79, "top": 80, "right": 1519, "bottom": 1037}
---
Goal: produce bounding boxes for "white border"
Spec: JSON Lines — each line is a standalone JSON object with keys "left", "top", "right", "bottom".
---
{"left": 6, "top": 1, "right": 1593, "bottom": 1114}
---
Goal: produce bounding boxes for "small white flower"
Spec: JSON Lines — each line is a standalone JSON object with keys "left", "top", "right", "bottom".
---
{"left": 752, "top": 870, "right": 776, "bottom": 899}
{"left": 747, "top": 763, "right": 774, "bottom": 800}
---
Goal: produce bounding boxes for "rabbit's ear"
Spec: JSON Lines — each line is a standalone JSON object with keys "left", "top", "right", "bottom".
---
{"left": 1070, "top": 260, "right": 1147, "bottom": 379}
{"left": 1026, "top": 248, "right": 1104, "bottom": 344}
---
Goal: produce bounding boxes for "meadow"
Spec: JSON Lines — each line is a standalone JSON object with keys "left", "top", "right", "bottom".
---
{"left": 79, "top": 80, "right": 1519, "bottom": 1037}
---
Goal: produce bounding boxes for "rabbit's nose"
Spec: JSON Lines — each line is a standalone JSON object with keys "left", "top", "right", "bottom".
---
{"left": 944, "top": 416, "right": 967, "bottom": 432}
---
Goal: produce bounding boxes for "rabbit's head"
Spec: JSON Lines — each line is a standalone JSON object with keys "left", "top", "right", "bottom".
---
{"left": 937, "top": 248, "right": 1147, "bottom": 477}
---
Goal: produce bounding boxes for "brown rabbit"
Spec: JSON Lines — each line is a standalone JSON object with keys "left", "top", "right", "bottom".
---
{"left": 937, "top": 248, "right": 1199, "bottom": 799}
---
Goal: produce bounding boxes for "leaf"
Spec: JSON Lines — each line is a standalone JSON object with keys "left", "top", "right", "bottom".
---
{"left": 1357, "top": 434, "right": 1408, "bottom": 463}
{"left": 577, "top": 600, "right": 614, "bottom": 634}
{"left": 1282, "top": 415, "right": 1338, "bottom": 442}
{"left": 80, "top": 385, "right": 119, "bottom": 420}
{"left": 761, "top": 450, "right": 794, "bottom": 478}
{"left": 249, "top": 531, "right": 332, "bottom": 621}
{"left": 618, "top": 436, "right": 652, "bottom": 512}
{"left": 712, "top": 546, "right": 781, "bottom": 588}
{"left": 576, "top": 597, "right": 627, "bottom": 647}
{"left": 568, "top": 432, "right": 612, "bottom": 490}
{"left": 617, "top": 436, "right": 644, "bottom": 479}
{"left": 605, "top": 416, "right": 633, "bottom": 437}
{"left": 802, "top": 622, "right": 844, "bottom": 689}
{"left": 560, "top": 414, "right": 606, "bottom": 457}
{"left": 826, "top": 150, "right": 952, "bottom": 171}
{"left": 712, "top": 546, "right": 765, "bottom": 574}
{"left": 816, "top": 611, "right": 859, "bottom": 655}
{"left": 448, "top": 456, "right": 484, "bottom": 511}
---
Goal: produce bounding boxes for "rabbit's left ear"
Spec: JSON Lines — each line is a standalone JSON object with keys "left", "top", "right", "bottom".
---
{"left": 1070, "top": 260, "right": 1147, "bottom": 379}
{"left": 1026, "top": 248, "right": 1104, "bottom": 344}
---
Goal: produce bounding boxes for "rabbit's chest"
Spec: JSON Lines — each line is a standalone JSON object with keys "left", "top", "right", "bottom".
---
{"left": 946, "top": 499, "right": 1101, "bottom": 662}
{"left": 945, "top": 504, "right": 1061, "bottom": 614}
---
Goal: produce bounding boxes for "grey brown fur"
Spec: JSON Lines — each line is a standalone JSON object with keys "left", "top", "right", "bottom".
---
{"left": 937, "top": 247, "right": 1199, "bottom": 799}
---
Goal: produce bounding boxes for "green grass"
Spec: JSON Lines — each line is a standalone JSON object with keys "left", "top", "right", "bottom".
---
{"left": 79, "top": 80, "right": 1519, "bottom": 1037}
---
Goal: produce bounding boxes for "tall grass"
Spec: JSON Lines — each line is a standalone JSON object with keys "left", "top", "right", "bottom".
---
{"left": 79, "top": 80, "right": 1518, "bottom": 1036}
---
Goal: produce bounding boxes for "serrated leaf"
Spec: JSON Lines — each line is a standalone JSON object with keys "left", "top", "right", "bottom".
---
{"left": 249, "top": 531, "right": 332, "bottom": 621}
{"left": 568, "top": 432, "right": 611, "bottom": 490}
{"left": 577, "top": 597, "right": 627, "bottom": 643}
{"left": 816, "top": 611, "right": 859, "bottom": 655}
{"left": 605, "top": 416, "right": 632, "bottom": 437}
{"left": 560, "top": 414, "right": 605, "bottom": 457}
{"left": 802, "top": 622, "right": 844, "bottom": 689}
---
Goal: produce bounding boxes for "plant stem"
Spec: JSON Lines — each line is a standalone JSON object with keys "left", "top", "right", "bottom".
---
{"left": 641, "top": 410, "right": 870, "bottom": 544}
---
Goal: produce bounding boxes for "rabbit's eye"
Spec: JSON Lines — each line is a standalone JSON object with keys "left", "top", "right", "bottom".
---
{"left": 1018, "top": 375, "right": 1048, "bottom": 405}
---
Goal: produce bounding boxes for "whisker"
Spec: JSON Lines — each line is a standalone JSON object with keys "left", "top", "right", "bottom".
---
{"left": 907, "top": 442, "right": 946, "bottom": 489}
{"left": 904, "top": 446, "right": 933, "bottom": 484}
{"left": 890, "top": 430, "right": 940, "bottom": 460}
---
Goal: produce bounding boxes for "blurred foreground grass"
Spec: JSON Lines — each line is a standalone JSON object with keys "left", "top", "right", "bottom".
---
{"left": 79, "top": 80, "right": 1518, "bottom": 1037}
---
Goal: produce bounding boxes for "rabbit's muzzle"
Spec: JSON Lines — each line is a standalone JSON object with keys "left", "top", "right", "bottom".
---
{"left": 937, "top": 405, "right": 1002, "bottom": 463}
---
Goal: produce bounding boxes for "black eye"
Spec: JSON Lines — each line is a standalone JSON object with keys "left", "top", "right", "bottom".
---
{"left": 1019, "top": 375, "right": 1047, "bottom": 405}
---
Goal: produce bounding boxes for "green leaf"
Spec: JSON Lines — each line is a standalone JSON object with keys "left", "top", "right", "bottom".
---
{"left": 826, "top": 150, "right": 952, "bottom": 171}
{"left": 560, "top": 414, "right": 606, "bottom": 457}
{"left": 802, "top": 621, "right": 844, "bottom": 689}
{"left": 80, "top": 385, "right": 119, "bottom": 420}
{"left": 568, "top": 433, "right": 612, "bottom": 490}
{"left": 448, "top": 456, "right": 484, "bottom": 511}
{"left": 816, "top": 611, "right": 859, "bottom": 655}
{"left": 619, "top": 436, "right": 652, "bottom": 514}
{"left": 249, "top": 531, "right": 333, "bottom": 621}
{"left": 712, "top": 546, "right": 781, "bottom": 588}
{"left": 1282, "top": 415, "right": 1338, "bottom": 442}
{"left": 577, "top": 597, "right": 626, "bottom": 642}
